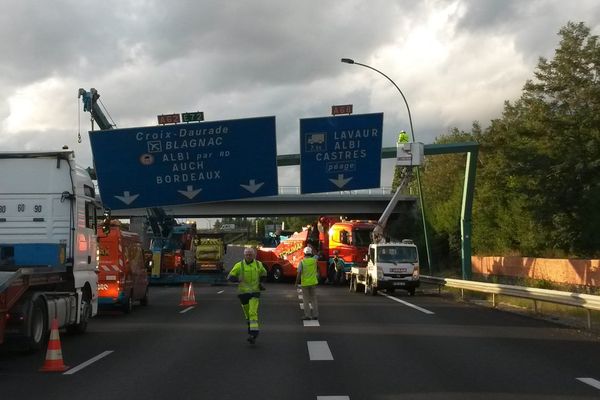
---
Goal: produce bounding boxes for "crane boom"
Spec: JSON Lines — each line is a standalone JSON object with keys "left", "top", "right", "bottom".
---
{"left": 78, "top": 88, "right": 113, "bottom": 131}
{"left": 371, "top": 170, "right": 412, "bottom": 243}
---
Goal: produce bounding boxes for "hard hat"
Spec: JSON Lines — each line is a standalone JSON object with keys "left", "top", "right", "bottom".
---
{"left": 303, "top": 246, "right": 313, "bottom": 255}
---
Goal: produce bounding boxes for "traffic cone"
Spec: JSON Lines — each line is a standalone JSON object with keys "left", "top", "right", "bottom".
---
{"left": 179, "top": 282, "right": 197, "bottom": 306}
{"left": 40, "top": 318, "right": 69, "bottom": 372}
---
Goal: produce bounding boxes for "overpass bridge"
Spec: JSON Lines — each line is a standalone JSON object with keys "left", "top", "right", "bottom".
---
{"left": 111, "top": 187, "right": 417, "bottom": 218}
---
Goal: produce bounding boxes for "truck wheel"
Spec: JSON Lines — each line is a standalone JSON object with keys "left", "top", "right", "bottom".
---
{"left": 408, "top": 288, "right": 416, "bottom": 296}
{"left": 26, "top": 297, "right": 48, "bottom": 351}
{"left": 140, "top": 288, "right": 149, "bottom": 306}
{"left": 272, "top": 266, "right": 284, "bottom": 283}
{"left": 371, "top": 284, "right": 378, "bottom": 296}
{"left": 387, "top": 288, "right": 395, "bottom": 294}
{"left": 68, "top": 295, "right": 91, "bottom": 334}
{"left": 123, "top": 291, "right": 134, "bottom": 313}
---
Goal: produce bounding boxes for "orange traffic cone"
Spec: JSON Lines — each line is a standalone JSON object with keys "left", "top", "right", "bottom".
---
{"left": 179, "top": 282, "right": 197, "bottom": 306}
{"left": 40, "top": 318, "right": 69, "bottom": 372}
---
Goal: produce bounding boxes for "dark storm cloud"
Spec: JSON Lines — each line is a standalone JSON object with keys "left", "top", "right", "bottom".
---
{"left": 456, "top": 0, "right": 600, "bottom": 62}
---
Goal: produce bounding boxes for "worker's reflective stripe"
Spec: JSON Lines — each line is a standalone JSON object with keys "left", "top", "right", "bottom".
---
{"left": 249, "top": 319, "right": 259, "bottom": 331}
{"left": 301, "top": 258, "right": 318, "bottom": 286}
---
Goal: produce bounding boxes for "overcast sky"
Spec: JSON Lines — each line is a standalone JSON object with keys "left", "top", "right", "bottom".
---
{"left": 1, "top": 0, "right": 599, "bottom": 189}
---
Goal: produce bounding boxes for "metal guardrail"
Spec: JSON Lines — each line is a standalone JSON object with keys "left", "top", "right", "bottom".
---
{"left": 421, "top": 275, "right": 600, "bottom": 329}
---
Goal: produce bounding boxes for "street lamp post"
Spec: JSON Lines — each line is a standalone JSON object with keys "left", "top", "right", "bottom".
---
{"left": 341, "top": 58, "right": 433, "bottom": 273}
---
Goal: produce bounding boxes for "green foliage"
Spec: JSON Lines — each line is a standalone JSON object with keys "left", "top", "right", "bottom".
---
{"left": 424, "top": 21, "right": 600, "bottom": 260}
{"left": 279, "top": 216, "right": 317, "bottom": 232}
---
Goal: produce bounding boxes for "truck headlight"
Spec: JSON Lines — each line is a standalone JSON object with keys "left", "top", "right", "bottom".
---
{"left": 412, "top": 265, "right": 420, "bottom": 279}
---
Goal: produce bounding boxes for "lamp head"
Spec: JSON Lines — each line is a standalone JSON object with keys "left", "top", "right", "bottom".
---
{"left": 340, "top": 58, "right": 355, "bottom": 64}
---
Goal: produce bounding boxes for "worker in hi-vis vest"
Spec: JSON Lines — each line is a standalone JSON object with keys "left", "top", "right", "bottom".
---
{"left": 295, "top": 246, "right": 319, "bottom": 321}
{"left": 398, "top": 130, "right": 409, "bottom": 143}
{"left": 227, "top": 247, "right": 267, "bottom": 344}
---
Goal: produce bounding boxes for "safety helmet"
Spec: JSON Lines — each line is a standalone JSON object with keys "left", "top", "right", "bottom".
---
{"left": 303, "top": 246, "right": 313, "bottom": 255}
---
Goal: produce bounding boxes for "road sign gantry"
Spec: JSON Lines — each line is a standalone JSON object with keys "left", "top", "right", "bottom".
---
{"left": 89, "top": 116, "right": 278, "bottom": 210}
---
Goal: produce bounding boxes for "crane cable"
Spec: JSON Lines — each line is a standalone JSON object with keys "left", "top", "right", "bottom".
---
{"left": 98, "top": 98, "right": 117, "bottom": 129}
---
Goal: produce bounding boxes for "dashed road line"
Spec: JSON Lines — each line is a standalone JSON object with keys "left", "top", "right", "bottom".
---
{"left": 179, "top": 306, "right": 195, "bottom": 314}
{"left": 577, "top": 377, "right": 600, "bottom": 390}
{"left": 217, "top": 290, "right": 224, "bottom": 294}
{"left": 303, "top": 320, "right": 320, "bottom": 327}
{"left": 307, "top": 341, "right": 333, "bottom": 360}
{"left": 63, "top": 351, "right": 113, "bottom": 375}
{"left": 317, "top": 397, "right": 350, "bottom": 400}
{"left": 380, "top": 293, "right": 435, "bottom": 314}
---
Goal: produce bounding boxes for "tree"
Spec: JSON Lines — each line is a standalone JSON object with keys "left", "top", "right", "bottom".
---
{"left": 475, "top": 21, "right": 600, "bottom": 257}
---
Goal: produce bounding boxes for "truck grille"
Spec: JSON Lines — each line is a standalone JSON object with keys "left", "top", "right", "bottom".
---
{"left": 384, "top": 273, "right": 412, "bottom": 279}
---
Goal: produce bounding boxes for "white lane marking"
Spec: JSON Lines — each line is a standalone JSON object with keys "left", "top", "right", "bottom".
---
{"left": 317, "top": 397, "right": 350, "bottom": 400}
{"left": 298, "top": 295, "right": 303, "bottom": 300}
{"left": 63, "top": 351, "right": 113, "bottom": 375}
{"left": 179, "top": 306, "right": 195, "bottom": 314}
{"left": 577, "top": 378, "right": 600, "bottom": 390}
{"left": 307, "top": 341, "right": 333, "bottom": 360}
{"left": 217, "top": 290, "right": 224, "bottom": 294}
{"left": 380, "top": 293, "right": 435, "bottom": 314}
{"left": 303, "top": 320, "right": 320, "bottom": 327}
{"left": 297, "top": 288, "right": 302, "bottom": 293}
{"left": 300, "top": 303, "right": 304, "bottom": 310}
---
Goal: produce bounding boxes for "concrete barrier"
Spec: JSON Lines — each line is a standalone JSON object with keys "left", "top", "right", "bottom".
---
{"left": 472, "top": 256, "right": 600, "bottom": 286}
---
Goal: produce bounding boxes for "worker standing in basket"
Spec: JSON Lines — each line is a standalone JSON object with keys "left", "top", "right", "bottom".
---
{"left": 227, "top": 247, "right": 267, "bottom": 344}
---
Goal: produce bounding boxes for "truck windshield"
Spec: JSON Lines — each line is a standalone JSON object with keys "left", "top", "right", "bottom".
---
{"left": 352, "top": 229, "right": 373, "bottom": 247}
{"left": 377, "top": 246, "right": 418, "bottom": 263}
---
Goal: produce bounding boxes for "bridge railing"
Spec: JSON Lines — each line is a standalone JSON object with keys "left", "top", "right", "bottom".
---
{"left": 421, "top": 275, "right": 600, "bottom": 329}
{"left": 278, "top": 186, "right": 393, "bottom": 195}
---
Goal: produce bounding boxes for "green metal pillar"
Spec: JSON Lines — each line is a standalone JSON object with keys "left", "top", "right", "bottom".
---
{"left": 460, "top": 149, "right": 478, "bottom": 280}
{"left": 422, "top": 142, "right": 479, "bottom": 280}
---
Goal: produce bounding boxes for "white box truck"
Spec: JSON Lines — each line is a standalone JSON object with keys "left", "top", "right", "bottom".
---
{"left": 348, "top": 240, "right": 420, "bottom": 296}
{"left": 0, "top": 150, "right": 100, "bottom": 351}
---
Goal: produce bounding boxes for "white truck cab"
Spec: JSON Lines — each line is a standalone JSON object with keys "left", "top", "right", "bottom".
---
{"left": 0, "top": 150, "right": 100, "bottom": 350}
{"left": 349, "top": 239, "right": 420, "bottom": 296}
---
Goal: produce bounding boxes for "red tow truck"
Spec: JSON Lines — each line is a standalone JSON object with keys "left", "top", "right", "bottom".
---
{"left": 256, "top": 216, "right": 376, "bottom": 282}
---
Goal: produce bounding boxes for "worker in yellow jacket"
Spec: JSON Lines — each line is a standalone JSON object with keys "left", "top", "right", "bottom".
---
{"left": 295, "top": 246, "right": 319, "bottom": 320}
{"left": 227, "top": 247, "right": 267, "bottom": 344}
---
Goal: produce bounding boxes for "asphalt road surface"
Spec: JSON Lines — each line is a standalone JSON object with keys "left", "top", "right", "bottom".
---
{"left": 2, "top": 282, "right": 600, "bottom": 400}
